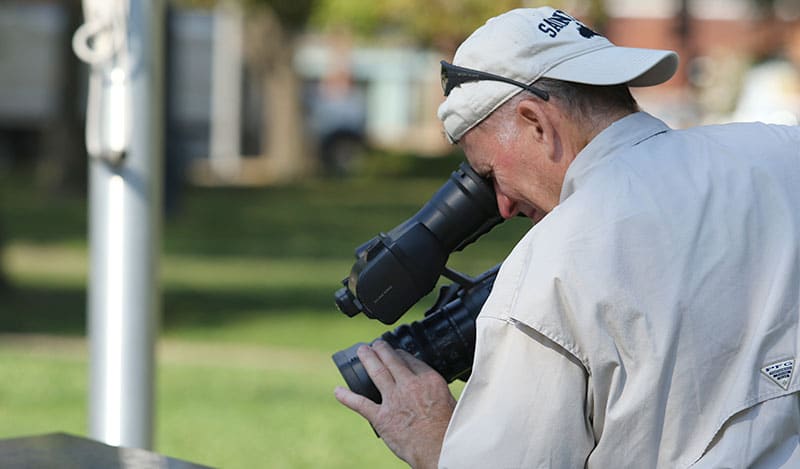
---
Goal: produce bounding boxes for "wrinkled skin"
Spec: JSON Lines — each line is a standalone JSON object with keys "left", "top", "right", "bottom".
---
{"left": 334, "top": 340, "right": 456, "bottom": 468}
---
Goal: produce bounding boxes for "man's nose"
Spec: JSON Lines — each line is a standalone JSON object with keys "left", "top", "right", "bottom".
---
{"left": 496, "top": 192, "right": 518, "bottom": 219}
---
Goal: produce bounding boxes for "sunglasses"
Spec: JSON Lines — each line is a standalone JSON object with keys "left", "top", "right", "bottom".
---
{"left": 440, "top": 60, "right": 550, "bottom": 101}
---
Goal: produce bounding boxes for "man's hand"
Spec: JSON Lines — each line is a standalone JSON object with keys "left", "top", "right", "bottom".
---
{"left": 334, "top": 340, "right": 456, "bottom": 469}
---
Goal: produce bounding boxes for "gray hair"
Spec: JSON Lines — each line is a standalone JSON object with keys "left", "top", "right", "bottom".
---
{"left": 535, "top": 78, "right": 639, "bottom": 119}
{"left": 485, "top": 79, "right": 639, "bottom": 143}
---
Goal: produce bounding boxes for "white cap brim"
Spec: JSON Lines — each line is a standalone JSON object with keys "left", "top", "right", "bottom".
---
{"left": 543, "top": 45, "right": 679, "bottom": 87}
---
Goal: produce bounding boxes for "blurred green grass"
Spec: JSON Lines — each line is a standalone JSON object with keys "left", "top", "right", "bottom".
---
{"left": 0, "top": 159, "right": 531, "bottom": 468}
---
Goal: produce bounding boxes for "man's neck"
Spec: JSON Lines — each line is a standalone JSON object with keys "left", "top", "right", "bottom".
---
{"left": 579, "top": 109, "right": 635, "bottom": 151}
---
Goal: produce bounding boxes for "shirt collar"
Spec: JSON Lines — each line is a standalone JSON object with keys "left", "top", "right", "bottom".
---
{"left": 560, "top": 111, "right": 670, "bottom": 202}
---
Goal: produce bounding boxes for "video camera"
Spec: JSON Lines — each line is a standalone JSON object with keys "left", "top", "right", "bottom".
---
{"left": 332, "top": 163, "right": 505, "bottom": 403}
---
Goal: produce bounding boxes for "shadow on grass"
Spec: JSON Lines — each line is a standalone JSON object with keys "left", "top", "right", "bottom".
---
{"left": 0, "top": 284, "right": 336, "bottom": 336}
{"left": 161, "top": 285, "right": 337, "bottom": 332}
{"left": 0, "top": 285, "right": 86, "bottom": 334}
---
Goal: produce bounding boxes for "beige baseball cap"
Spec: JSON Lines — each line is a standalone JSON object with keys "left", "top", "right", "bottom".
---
{"left": 437, "top": 7, "right": 679, "bottom": 142}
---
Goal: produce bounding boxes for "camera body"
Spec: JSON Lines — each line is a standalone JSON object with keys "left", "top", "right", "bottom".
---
{"left": 333, "top": 163, "right": 504, "bottom": 401}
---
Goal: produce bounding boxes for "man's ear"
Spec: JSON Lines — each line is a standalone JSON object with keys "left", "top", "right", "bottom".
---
{"left": 515, "top": 99, "right": 559, "bottom": 162}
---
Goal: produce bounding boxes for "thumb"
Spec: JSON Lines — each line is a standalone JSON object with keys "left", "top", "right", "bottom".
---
{"left": 335, "top": 386, "right": 380, "bottom": 422}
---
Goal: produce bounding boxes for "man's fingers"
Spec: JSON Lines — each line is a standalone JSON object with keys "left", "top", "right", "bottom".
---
{"left": 357, "top": 343, "right": 396, "bottom": 390}
{"left": 396, "top": 348, "right": 436, "bottom": 376}
{"left": 371, "top": 340, "right": 415, "bottom": 381}
{"left": 334, "top": 386, "right": 379, "bottom": 422}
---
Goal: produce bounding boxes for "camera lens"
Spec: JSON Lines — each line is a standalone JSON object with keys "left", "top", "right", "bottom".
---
{"left": 332, "top": 272, "right": 495, "bottom": 402}
{"left": 332, "top": 343, "right": 381, "bottom": 403}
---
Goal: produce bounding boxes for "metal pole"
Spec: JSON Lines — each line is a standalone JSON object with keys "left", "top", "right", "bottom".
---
{"left": 79, "top": 0, "right": 164, "bottom": 449}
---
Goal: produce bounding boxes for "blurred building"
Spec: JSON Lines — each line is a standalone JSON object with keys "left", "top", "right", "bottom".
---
{"left": 604, "top": 0, "right": 800, "bottom": 125}
{"left": 0, "top": 2, "right": 73, "bottom": 163}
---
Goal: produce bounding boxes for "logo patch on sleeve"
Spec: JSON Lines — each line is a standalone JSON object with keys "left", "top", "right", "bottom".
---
{"left": 761, "top": 359, "right": 795, "bottom": 390}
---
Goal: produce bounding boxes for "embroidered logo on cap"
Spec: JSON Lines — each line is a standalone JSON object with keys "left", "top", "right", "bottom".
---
{"left": 761, "top": 359, "right": 795, "bottom": 390}
{"left": 537, "top": 10, "right": 601, "bottom": 39}
{"left": 578, "top": 25, "right": 599, "bottom": 39}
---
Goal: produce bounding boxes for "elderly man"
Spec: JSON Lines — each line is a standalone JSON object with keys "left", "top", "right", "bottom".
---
{"left": 335, "top": 7, "right": 800, "bottom": 468}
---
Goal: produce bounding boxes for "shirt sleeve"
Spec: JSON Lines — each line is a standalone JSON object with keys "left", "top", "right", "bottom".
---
{"left": 439, "top": 316, "right": 594, "bottom": 469}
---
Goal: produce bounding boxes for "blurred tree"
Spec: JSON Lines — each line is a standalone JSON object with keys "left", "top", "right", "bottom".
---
{"left": 311, "top": 0, "right": 607, "bottom": 53}
{"left": 175, "top": 0, "right": 316, "bottom": 181}
{"left": 244, "top": 0, "right": 316, "bottom": 181}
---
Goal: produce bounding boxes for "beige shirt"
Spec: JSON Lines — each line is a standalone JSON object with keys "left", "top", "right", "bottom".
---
{"left": 439, "top": 113, "right": 800, "bottom": 468}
